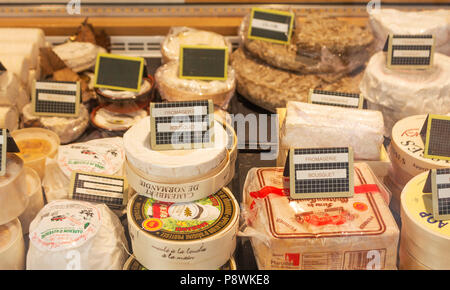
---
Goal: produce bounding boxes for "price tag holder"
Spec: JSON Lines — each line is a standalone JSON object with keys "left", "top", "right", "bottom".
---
{"left": 308, "top": 89, "right": 363, "bottom": 109}
{"left": 179, "top": 45, "right": 228, "bottom": 81}
{"left": 0, "top": 129, "right": 6, "bottom": 176}
{"left": 94, "top": 53, "right": 144, "bottom": 92}
{"left": 69, "top": 171, "right": 128, "bottom": 209}
{"left": 32, "top": 80, "right": 80, "bottom": 117}
{"left": 420, "top": 114, "right": 450, "bottom": 161}
{"left": 423, "top": 169, "right": 450, "bottom": 221}
{"left": 287, "top": 147, "right": 354, "bottom": 199}
{"left": 386, "top": 34, "right": 435, "bottom": 69}
{"left": 150, "top": 100, "right": 215, "bottom": 150}
{"left": 248, "top": 7, "right": 294, "bottom": 44}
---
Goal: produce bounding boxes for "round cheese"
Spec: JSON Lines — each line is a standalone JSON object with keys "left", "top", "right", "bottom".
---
{"left": 27, "top": 200, "right": 128, "bottom": 270}
{"left": 389, "top": 115, "right": 450, "bottom": 183}
{"left": 155, "top": 61, "right": 236, "bottom": 109}
{"left": 0, "top": 154, "right": 28, "bottom": 225}
{"left": 92, "top": 107, "right": 148, "bottom": 132}
{"left": 124, "top": 116, "right": 229, "bottom": 180}
{"left": 98, "top": 79, "right": 151, "bottom": 99}
{"left": 22, "top": 103, "right": 90, "bottom": 145}
{"left": 53, "top": 41, "right": 106, "bottom": 73}
{"left": 360, "top": 52, "right": 450, "bottom": 135}
{"left": 0, "top": 105, "right": 19, "bottom": 132}
{"left": 12, "top": 127, "right": 60, "bottom": 179}
{"left": 400, "top": 171, "right": 450, "bottom": 269}
{"left": 18, "top": 167, "right": 43, "bottom": 235}
{"left": 123, "top": 255, "right": 237, "bottom": 270}
{"left": 161, "top": 27, "right": 232, "bottom": 64}
{"left": 0, "top": 219, "right": 25, "bottom": 270}
{"left": 127, "top": 187, "right": 239, "bottom": 270}
{"left": 398, "top": 236, "right": 431, "bottom": 270}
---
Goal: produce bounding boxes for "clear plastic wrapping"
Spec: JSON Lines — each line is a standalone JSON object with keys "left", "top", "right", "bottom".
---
{"left": 161, "top": 26, "right": 232, "bottom": 64}
{"left": 155, "top": 61, "right": 236, "bottom": 110}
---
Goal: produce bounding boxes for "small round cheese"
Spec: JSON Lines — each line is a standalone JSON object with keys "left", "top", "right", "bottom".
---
{"left": 53, "top": 41, "right": 106, "bottom": 73}
{"left": 0, "top": 219, "right": 25, "bottom": 270}
{"left": 0, "top": 154, "right": 28, "bottom": 225}
{"left": 124, "top": 116, "right": 229, "bottom": 180}
{"left": 127, "top": 187, "right": 239, "bottom": 270}
{"left": 27, "top": 200, "right": 128, "bottom": 270}
{"left": 92, "top": 107, "right": 148, "bottom": 132}
{"left": 360, "top": 52, "right": 450, "bottom": 135}
{"left": 22, "top": 103, "right": 89, "bottom": 145}
{"left": 18, "top": 167, "right": 43, "bottom": 234}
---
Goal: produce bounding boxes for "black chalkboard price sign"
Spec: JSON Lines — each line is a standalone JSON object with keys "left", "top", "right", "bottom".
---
{"left": 248, "top": 7, "right": 294, "bottom": 44}
{"left": 420, "top": 114, "right": 450, "bottom": 161}
{"left": 179, "top": 45, "right": 228, "bottom": 81}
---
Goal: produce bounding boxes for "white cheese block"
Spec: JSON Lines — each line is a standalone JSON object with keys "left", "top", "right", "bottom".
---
{"left": 27, "top": 200, "right": 128, "bottom": 270}
{"left": 124, "top": 116, "right": 229, "bottom": 180}
{"left": 161, "top": 26, "right": 232, "bottom": 64}
{"left": 0, "top": 28, "right": 46, "bottom": 48}
{"left": 0, "top": 105, "right": 19, "bottom": 132}
{"left": 0, "top": 54, "right": 30, "bottom": 86}
{"left": 123, "top": 255, "right": 237, "bottom": 270}
{"left": 42, "top": 137, "right": 125, "bottom": 202}
{"left": 360, "top": 52, "right": 450, "bottom": 135}
{"left": 0, "top": 154, "right": 29, "bottom": 225}
{"left": 127, "top": 187, "right": 239, "bottom": 270}
{"left": 0, "top": 218, "right": 25, "bottom": 270}
{"left": 400, "top": 171, "right": 450, "bottom": 270}
{"left": 53, "top": 41, "right": 107, "bottom": 73}
{"left": 22, "top": 103, "right": 89, "bottom": 144}
{"left": 0, "top": 42, "right": 38, "bottom": 69}
{"left": 280, "top": 101, "right": 384, "bottom": 160}
{"left": 241, "top": 163, "right": 399, "bottom": 270}
{"left": 18, "top": 167, "right": 43, "bottom": 235}
{"left": 12, "top": 128, "right": 60, "bottom": 180}
{"left": 369, "top": 9, "right": 450, "bottom": 55}
{"left": 155, "top": 61, "right": 236, "bottom": 109}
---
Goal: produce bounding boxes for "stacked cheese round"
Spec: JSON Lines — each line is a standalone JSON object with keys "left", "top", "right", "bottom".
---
{"left": 123, "top": 255, "right": 237, "bottom": 270}
{"left": 400, "top": 172, "right": 450, "bottom": 269}
{"left": 0, "top": 219, "right": 25, "bottom": 270}
{"left": 124, "top": 116, "right": 235, "bottom": 203}
{"left": 18, "top": 167, "right": 44, "bottom": 234}
{"left": 0, "top": 154, "right": 29, "bottom": 225}
{"left": 386, "top": 115, "right": 450, "bottom": 212}
{"left": 12, "top": 128, "right": 60, "bottom": 179}
{"left": 22, "top": 103, "right": 90, "bottom": 144}
{"left": 127, "top": 187, "right": 239, "bottom": 270}
{"left": 360, "top": 52, "right": 450, "bottom": 136}
{"left": 27, "top": 200, "right": 128, "bottom": 270}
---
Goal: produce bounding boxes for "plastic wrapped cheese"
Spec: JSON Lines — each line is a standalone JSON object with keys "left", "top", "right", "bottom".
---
{"left": 0, "top": 54, "right": 30, "bottom": 86}
{"left": 0, "top": 105, "right": 19, "bottom": 132}
{"left": 0, "top": 218, "right": 25, "bottom": 270}
{"left": 18, "top": 167, "right": 43, "bottom": 234}
{"left": 161, "top": 26, "right": 232, "bottom": 64}
{"left": 360, "top": 52, "right": 450, "bottom": 136}
{"left": 280, "top": 101, "right": 384, "bottom": 160}
{"left": 241, "top": 163, "right": 399, "bottom": 270}
{"left": 369, "top": 9, "right": 450, "bottom": 55}
{"left": 27, "top": 200, "right": 128, "bottom": 270}
{"left": 42, "top": 137, "right": 125, "bottom": 202}
{"left": 155, "top": 61, "right": 236, "bottom": 109}
{"left": 53, "top": 41, "right": 106, "bottom": 73}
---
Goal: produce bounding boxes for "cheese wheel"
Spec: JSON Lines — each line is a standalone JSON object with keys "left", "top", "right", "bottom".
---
{"left": 161, "top": 26, "right": 232, "bottom": 64}
{"left": 389, "top": 115, "right": 450, "bottom": 183}
{"left": 398, "top": 236, "right": 431, "bottom": 270}
{"left": 123, "top": 255, "right": 237, "bottom": 270}
{"left": 22, "top": 103, "right": 89, "bottom": 144}
{"left": 12, "top": 128, "right": 60, "bottom": 180}
{"left": 0, "top": 105, "right": 19, "bottom": 132}
{"left": 27, "top": 200, "right": 128, "bottom": 270}
{"left": 0, "top": 42, "right": 38, "bottom": 69}
{"left": 18, "top": 167, "right": 43, "bottom": 235}
{"left": 360, "top": 52, "right": 450, "bottom": 135}
{"left": 0, "top": 154, "right": 28, "bottom": 225}
{"left": 127, "top": 187, "right": 239, "bottom": 270}
{"left": 124, "top": 116, "right": 229, "bottom": 180}
{"left": 0, "top": 28, "right": 46, "bottom": 48}
{"left": 53, "top": 41, "right": 106, "bottom": 73}
{"left": 0, "top": 219, "right": 25, "bottom": 270}
{"left": 400, "top": 171, "right": 450, "bottom": 269}
{"left": 155, "top": 61, "right": 236, "bottom": 109}
{"left": 242, "top": 163, "right": 399, "bottom": 270}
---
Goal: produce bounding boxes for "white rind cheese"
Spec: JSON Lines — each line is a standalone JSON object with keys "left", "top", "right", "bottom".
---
{"left": 27, "top": 200, "right": 128, "bottom": 270}
{"left": 53, "top": 41, "right": 107, "bottom": 73}
{"left": 0, "top": 105, "right": 19, "bottom": 132}
{"left": 124, "top": 116, "right": 229, "bottom": 180}
{"left": 241, "top": 163, "right": 399, "bottom": 270}
{"left": 18, "top": 167, "right": 44, "bottom": 235}
{"left": 22, "top": 103, "right": 89, "bottom": 144}
{"left": 281, "top": 101, "right": 384, "bottom": 160}
{"left": 0, "top": 42, "right": 38, "bottom": 69}
{"left": 0, "top": 218, "right": 25, "bottom": 270}
{"left": 0, "top": 28, "right": 46, "bottom": 49}
{"left": 360, "top": 52, "right": 450, "bottom": 135}
{"left": 0, "top": 55, "right": 30, "bottom": 88}
{"left": 99, "top": 79, "right": 151, "bottom": 99}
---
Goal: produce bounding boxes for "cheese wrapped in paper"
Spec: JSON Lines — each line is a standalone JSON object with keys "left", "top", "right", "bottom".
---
{"left": 281, "top": 101, "right": 384, "bottom": 160}
{"left": 241, "top": 163, "right": 398, "bottom": 270}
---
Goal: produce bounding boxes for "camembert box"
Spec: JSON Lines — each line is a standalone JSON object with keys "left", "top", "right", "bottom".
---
{"left": 242, "top": 163, "right": 398, "bottom": 270}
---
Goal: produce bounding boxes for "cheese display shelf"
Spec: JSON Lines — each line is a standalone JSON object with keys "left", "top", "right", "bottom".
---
{"left": 0, "top": 1, "right": 448, "bottom": 271}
